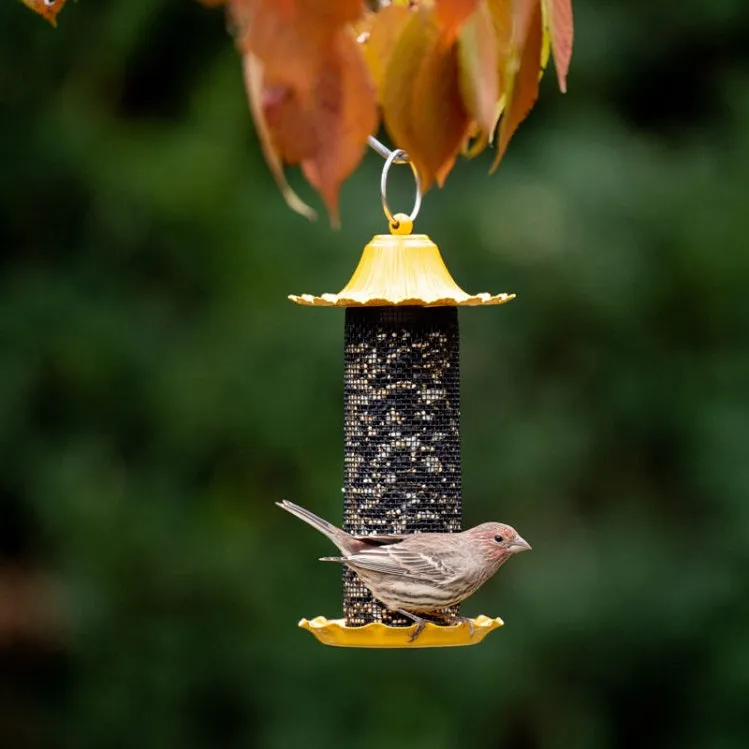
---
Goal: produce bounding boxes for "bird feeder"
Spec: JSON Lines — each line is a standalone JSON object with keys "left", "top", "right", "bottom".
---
{"left": 289, "top": 145, "right": 515, "bottom": 648}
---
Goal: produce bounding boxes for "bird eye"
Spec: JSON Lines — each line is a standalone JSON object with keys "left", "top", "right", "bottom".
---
{"left": 494, "top": 535, "right": 504, "bottom": 543}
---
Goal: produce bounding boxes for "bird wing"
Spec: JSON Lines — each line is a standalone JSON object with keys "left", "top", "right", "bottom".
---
{"left": 342, "top": 544, "right": 458, "bottom": 586}
{"left": 319, "top": 552, "right": 421, "bottom": 579}
{"left": 350, "top": 534, "right": 408, "bottom": 546}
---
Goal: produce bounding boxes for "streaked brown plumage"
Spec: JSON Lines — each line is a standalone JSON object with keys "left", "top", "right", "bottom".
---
{"left": 277, "top": 499, "right": 531, "bottom": 640}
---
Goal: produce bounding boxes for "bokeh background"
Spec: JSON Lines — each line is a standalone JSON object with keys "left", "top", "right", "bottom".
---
{"left": 2, "top": 1, "right": 749, "bottom": 747}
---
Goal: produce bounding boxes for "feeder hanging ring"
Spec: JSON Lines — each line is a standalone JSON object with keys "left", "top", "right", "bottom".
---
{"left": 380, "top": 148, "right": 421, "bottom": 228}
{"left": 368, "top": 135, "right": 421, "bottom": 228}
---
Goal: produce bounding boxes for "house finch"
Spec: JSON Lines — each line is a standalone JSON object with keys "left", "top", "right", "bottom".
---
{"left": 277, "top": 499, "right": 531, "bottom": 640}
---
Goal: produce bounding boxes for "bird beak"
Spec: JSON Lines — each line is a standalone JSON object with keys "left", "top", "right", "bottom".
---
{"left": 510, "top": 535, "right": 532, "bottom": 553}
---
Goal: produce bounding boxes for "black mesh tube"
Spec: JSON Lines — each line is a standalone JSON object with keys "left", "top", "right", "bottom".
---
{"left": 342, "top": 306, "right": 462, "bottom": 626}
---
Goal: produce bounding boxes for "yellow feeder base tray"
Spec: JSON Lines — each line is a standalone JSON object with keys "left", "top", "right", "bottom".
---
{"left": 298, "top": 615, "right": 504, "bottom": 648}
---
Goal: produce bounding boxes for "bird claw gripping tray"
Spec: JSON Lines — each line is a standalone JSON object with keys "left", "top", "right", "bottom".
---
{"left": 288, "top": 216, "right": 515, "bottom": 648}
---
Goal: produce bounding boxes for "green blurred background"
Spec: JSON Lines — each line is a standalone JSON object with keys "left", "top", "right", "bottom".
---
{"left": 2, "top": 1, "right": 749, "bottom": 747}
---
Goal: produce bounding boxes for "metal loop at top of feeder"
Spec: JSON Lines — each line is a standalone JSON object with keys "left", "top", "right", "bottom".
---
{"left": 368, "top": 135, "right": 422, "bottom": 227}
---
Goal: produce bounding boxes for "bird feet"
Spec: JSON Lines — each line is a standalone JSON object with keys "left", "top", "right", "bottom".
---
{"left": 444, "top": 614, "right": 475, "bottom": 638}
{"left": 394, "top": 609, "right": 428, "bottom": 642}
{"left": 392, "top": 610, "right": 475, "bottom": 641}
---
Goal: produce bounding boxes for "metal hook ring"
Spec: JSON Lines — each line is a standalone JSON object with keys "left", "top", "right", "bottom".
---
{"left": 380, "top": 149, "right": 422, "bottom": 226}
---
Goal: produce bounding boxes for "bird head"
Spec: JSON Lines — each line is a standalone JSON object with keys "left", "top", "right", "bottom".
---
{"left": 469, "top": 522, "right": 532, "bottom": 564}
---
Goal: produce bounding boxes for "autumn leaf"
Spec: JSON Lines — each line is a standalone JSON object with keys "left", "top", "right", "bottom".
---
{"left": 382, "top": 10, "right": 470, "bottom": 190}
{"left": 230, "top": 0, "right": 331, "bottom": 92}
{"left": 413, "top": 39, "right": 471, "bottom": 186}
{"left": 21, "top": 0, "right": 67, "bottom": 26}
{"left": 229, "top": 0, "right": 367, "bottom": 92}
{"left": 542, "top": 0, "right": 573, "bottom": 92}
{"left": 457, "top": 1, "right": 499, "bottom": 138}
{"left": 202, "top": 0, "right": 573, "bottom": 220}
{"left": 475, "top": 0, "right": 513, "bottom": 153}
{"left": 259, "top": 80, "right": 318, "bottom": 165}
{"left": 487, "top": 0, "right": 513, "bottom": 61}
{"left": 434, "top": 0, "right": 479, "bottom": 42}
{"left": 461, "top": 122, "right": 489, "bottom": 159}
{"left": 243, "top": 54, "right": 318, "bottom": 220}
{"left": 243, "top": 28, "right": 377, "bottom": 225}
{"left": 487, "top": 0, "right": 550, "bottom": 148}
{"left": 231, "top": 0, "right": 376, "bottom": 222}
{"left": 360, "top": 4, "right": 414, "bottom": 99}
{"left": 296, "top": 0, "right": 366, "bottom": 26}
{"left": 492, "top": 0, "right": 543, "bottom": 170}
{"left": 300, "top": 29, "right": 379, "bottom": 225}
{"left": 381, "top": 11, "right": 437, "bottom": 183}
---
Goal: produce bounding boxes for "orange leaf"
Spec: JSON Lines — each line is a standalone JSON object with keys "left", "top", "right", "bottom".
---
{"left": 457, "top": 1, "right": 499, "bottom": 137}
{"left": 244, "top": 30, "right": 377, "bottom": 225}
{"left": 382, "top": 11, "right": 470, "bottom": 190}
{"left": 411, "top": 33, "right": 471, "bottom": 187}
{"left": 434, "top": 0, "right": 479, "bottom": 42}
{"left": 230, "top": 0, "right": 331, "bottom": 92}
{"left": 21, "top": 0, "right": 66, "bottom": 26}
{"left": 492, "top": 0, "right": 543, "bottom": 169}
{"left": 360, "top": 4, "right": 414, "bottom": 100}
{"left": 487, "top": 0, "right": 513, "bottom": 58}
{"left": 235, "top": 1, "right": 373, "bottom": 221}
{"left": 260, "top": 81, "right": 318, "bottom": 164}
{"left": 301, "top": 30, "right": 379, "bottom": 225}
{"left": 242, "top": 54, "right": 318, "bottom": 220}
{"left": 381, "top": 11, "right": 439, "bottom": 183}
{"left": 543, "top": 0, "right": 573, "bottom": 92}
{"left": 351, "top": 8, "right": 374, "bottom": 39}
{"left": 230, "top": 0, "right": 366, "bottom": 90}
{"left": 296, "top": 0, "right": 366, "bottom": 25}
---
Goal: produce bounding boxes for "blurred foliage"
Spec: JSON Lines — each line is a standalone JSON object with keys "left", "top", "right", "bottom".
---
{"left": 2, "top": 1, "right": 749, "bottom": 748}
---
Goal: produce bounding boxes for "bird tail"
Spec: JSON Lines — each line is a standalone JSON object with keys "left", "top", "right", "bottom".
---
{"left": 276, "top": 500, "right": 352, "bottom": 553}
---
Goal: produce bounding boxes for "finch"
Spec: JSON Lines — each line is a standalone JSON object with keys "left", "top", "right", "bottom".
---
{"left": 276, "top": 499, "right": 531, "bottom": 640}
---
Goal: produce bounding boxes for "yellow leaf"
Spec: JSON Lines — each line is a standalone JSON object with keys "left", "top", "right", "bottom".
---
{"left": 486, "top": 0, "right": 512, "bottom": 58}
{"left": 492, "top": 0, "right": 543, "bottom": 170}
{"left": 360, "top": 4, "right": 414, "bottom": 100}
